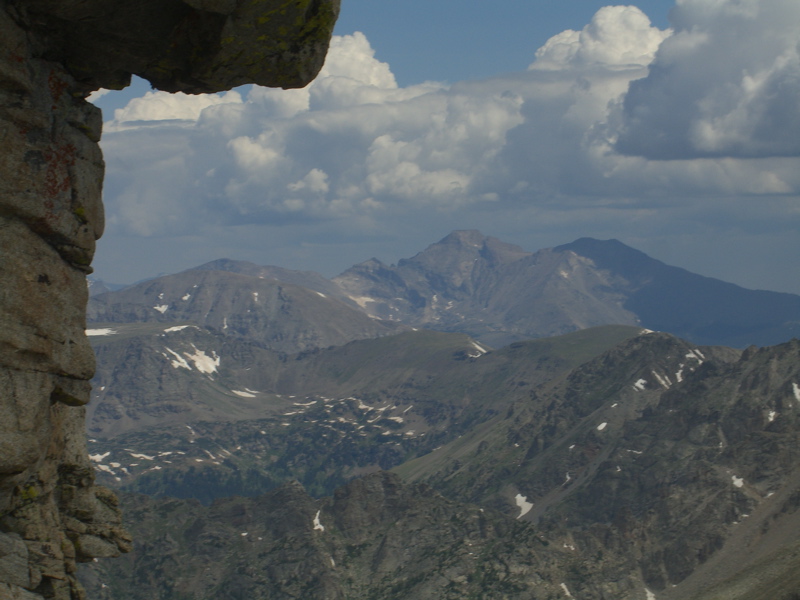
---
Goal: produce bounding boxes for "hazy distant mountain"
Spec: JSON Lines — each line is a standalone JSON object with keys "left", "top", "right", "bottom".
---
{"left": 87, "top": 268, "right": 401, "bottom": 353}
{"left": 87, "top": 277, "right": 127, "bottom": 296}
{"left": 558, "top": 237, "right": 800, "bottom": 347}
{"left": 333, "top": 230, "right": 800, "bottom": 348}
{"left": 191, "top": 258, "right": 347, "bottom": 300}
{"left": 88, "top": 232, "right": 800, "bottom": 351}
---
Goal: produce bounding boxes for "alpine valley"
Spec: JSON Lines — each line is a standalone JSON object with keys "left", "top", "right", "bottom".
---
{"left": 81, "top": 232, "right": 800, "bottom": 599}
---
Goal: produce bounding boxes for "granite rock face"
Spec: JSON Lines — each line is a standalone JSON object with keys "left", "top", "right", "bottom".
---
{"left": 0, "top": 0, "right": 339, "bottom": 597}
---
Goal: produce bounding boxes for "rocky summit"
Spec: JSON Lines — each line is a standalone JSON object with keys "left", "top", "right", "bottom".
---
{"left": 333, "top": 231, "right": 800, "bottom": 348}
{"left": 0, "top": 1, "right": 339, "bottom": 598}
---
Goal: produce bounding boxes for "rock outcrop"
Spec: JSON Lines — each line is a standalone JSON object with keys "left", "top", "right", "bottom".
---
{"left": 0, "top": 0, "right": 339, "bottom": 598}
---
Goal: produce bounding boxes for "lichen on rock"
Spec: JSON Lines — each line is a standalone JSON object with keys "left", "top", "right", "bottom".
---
{"left": 0, "top": 0, "right": 340, "bottom": 597}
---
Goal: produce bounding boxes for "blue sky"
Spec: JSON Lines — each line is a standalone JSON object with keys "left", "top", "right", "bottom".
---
{"left": 90, "top": 0, "right": 800, "bottom": 295}
{"left": 334, "top": 0, "right": 674, "bottom": 84}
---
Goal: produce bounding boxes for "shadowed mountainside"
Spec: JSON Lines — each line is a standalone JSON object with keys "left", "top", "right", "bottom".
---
{"left": 82, "top": 335, "right": 800, "bottom": 600}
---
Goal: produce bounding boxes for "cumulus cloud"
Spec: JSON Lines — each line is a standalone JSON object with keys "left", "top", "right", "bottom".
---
{"left": 108, "top": 89, "right": 243, "bottom": 128}
{"left": 615, "top": 0, "right": 800, "bottom": 159}
{"left": 102, "top": 31, "right": 523, "bottom": 235}
{"left": 531, "top": 5, "right": 671, "bottom": 70}
{"left": 96, "top": 7, "right": 800, "bottom": 294}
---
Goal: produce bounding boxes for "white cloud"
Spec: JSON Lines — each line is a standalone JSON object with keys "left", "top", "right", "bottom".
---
{"left": 101, "top": 32, "right": 524, "bottom": 233}
{"left": 615, "top": 0, "right": 800, "bottom": 159}
{"left": 87, "top": 88, "right": 111, "bottom": 103}
{"left": 109, "top": 89, "right": 243, "bottom": 129}
{"left": 531, "top": 6, "right": 671, "bottom": 70}
{"left": 95, "top": 10, "right": 800, "bottom": 294}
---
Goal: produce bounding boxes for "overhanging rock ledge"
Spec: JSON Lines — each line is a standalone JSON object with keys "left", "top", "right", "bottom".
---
{"left": 0, "top": 1, "right": 340, "bottom": 598}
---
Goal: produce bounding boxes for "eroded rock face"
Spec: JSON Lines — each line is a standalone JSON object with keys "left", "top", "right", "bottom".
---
{"left": 0, "top": 0, "right": 339, "bottom": 597}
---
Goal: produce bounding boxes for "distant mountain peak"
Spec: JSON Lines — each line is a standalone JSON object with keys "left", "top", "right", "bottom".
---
{"left": 335, "top": 233, "right": 800, "bottom": 348}
{"left": 404, "top": 230, "right": 531, "bottom": 268}
{"left": 556, "top": 237, "right": 660, "bottom": 273}
{"left": 439, "top": 229, "right": 487, "bottom": 246}
{"left": 191, "top": 258, "right": 260, "bottom": 272}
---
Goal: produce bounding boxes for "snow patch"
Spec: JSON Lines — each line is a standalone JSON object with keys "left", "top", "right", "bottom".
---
{"left": 163, "top": 348, "right": 191, "bottom": 370}
{"left": 86, "top": 328, "right": 116, "bottom": 336}
{"left": 651, "top": 370, "right": 671, "bottom": 389}
{"left": 732, "top": 475, "right": 744, "bottom": 488}
{"left": 560, "top": 583, "right": 574, "bottom": 598}
{"left": 316, "top": 292, "right": 326, "bottom": 298}
{"left": 252, "top": 292, "right": 259, "bottom": 302}
{"left": 515, "top": 494, "right": 533, "bottom": 519}
{"left": 164, "top": 325, "right": 192, "bottom": 333}
{"left": 645, "top": 588, "right": 656, "bottom": 600}
{"left": 182, "top": 293, "right": 191, "bottom": 301}
{"left": 686, "top": 349, "right": 705, "bottom": 364}
{"left": 470, "top": 340, "right": 488, "bottom": 355}
{"left": 768, "top": 411, "right": 777, "bottom": 422}
{"left": 349, "top": 295, "right": 378, "bottom": 310}
{"left": 313, "top": 510, "right": 325, "bottom": 532}
{"left": 597, "top": 422, "right": 608, "bottom": 431}
{"left": 185, "top": 345, "right": 220, "bottom": 374}
{"left": 129, "top": 453, "right": 155, "bottom": 461}
{"left": 89, "top": 452, "right": 110, "bottom": 462}
{"left": 153, "top": 304, "right": 169, "bottom": 314}
{"left": 793, "top": 383, "right": 800, "bottom": 402}
{"left": 633, "top": 379, "right": 647, "bottom": 391}
{"left": 232, "top": 390, "right": 257, "bottom": 398}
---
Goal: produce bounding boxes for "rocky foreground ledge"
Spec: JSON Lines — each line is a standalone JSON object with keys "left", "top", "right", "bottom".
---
{"left": 0, "top": 1, "right": 339, "bottom": 598}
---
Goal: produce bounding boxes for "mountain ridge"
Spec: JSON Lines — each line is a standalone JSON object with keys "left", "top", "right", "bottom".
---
{"left": 90, "top": 231, "right": 800, "bottom": 349}
{"left": 81, "top": 334, "right": 800, "bottom": 599}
